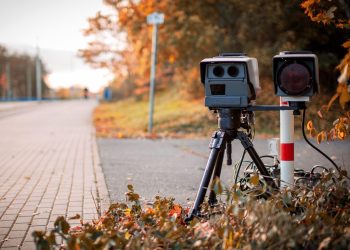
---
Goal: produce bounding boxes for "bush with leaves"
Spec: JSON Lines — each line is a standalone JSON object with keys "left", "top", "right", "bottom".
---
{"left": 33, "top": 171, "right": 350, "bottom": 249}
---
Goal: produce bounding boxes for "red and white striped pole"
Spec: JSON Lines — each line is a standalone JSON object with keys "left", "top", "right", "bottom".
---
{"left": 280, "top": 97, "right": 294, "bottom": 188}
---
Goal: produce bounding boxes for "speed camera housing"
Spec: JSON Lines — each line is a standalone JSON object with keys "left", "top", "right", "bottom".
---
{"left": 200, "top": 53, "right": 260, "bottom": 109}
{"left": 273, "top": 51, "right": 319, "bottom": 97}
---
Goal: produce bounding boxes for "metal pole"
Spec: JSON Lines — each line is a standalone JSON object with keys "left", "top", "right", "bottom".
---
{"left": 6, "top": 62, "right": 12, "bottom": 100}
{"left": 148, "top": 23, "right": 158, "bottom": 134}
{"left": 26, "top": 65, "right": 32, "bottom": 99}
{"left": 280, "top": 98, "right": 294, "bottom": 188}
{"left": 35, "top": 55, "right": 42, "bottom": 100}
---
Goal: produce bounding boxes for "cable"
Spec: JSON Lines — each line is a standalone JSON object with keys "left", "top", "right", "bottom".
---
{"left": 301, "top": 109, "right": 350, "bottom": 180}
{"left": 234, "top": 149, "right": 247, "bottom": 185}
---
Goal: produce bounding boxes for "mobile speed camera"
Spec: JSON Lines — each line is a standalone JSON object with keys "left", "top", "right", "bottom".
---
{"left": 200, "top": 53, "right": 260, "bottom": 109}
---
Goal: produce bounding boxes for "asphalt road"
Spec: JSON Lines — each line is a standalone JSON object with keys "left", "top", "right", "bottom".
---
{"left": 98, "top": 137, "right": 350, "bottom": 205}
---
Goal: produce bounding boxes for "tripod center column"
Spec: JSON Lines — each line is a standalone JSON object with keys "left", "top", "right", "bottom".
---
{"left": 217, "top": 109, "right": 241, "bottom": 131}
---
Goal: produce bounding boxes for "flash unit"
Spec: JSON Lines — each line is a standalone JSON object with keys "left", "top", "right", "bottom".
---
{"left": 273, "top": 51, "right": 319, "bottom": 97}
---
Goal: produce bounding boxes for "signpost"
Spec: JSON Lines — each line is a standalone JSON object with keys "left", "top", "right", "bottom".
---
{"left": 147, "top": 12, "right": 164, "bottom": 134}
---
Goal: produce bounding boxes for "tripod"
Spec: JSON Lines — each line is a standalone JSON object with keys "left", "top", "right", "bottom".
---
{"left": 186, "top": 109, "right": 278, "bottom": 221}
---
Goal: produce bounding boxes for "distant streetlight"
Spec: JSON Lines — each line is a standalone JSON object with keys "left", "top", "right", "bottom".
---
{"left": 147, "top": 12, "right": 164, "bottom": 134}
{"left": 35, "top": 46, "right": 42, "bottom": 100}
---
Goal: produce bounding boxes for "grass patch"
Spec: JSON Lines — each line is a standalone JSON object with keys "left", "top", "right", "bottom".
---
{"left": 94, "top": 81, "right": 342, "bottom": 139}
{"left": 93, "top": 89, "right": 216, "bottom": 138}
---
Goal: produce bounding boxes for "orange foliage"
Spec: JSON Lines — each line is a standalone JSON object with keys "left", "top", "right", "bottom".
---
{"left": 301, "top": 0, "right": 350, "bottom": 140}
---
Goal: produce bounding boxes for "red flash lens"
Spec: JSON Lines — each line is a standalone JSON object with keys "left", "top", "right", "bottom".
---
{"left": 279, "top": 63, "right": 311, "bottom": 95}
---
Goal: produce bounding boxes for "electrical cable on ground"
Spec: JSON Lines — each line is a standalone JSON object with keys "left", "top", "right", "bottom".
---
{"left": 234, "top": 149, "right": 246, "bottom": 185}
{"left": 301, "top": 109, "right": 350, "bottom": 181}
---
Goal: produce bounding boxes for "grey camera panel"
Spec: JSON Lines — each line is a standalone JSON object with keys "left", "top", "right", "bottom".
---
{"left": 205, "top": 96, "right": 248, "bottom": 108}
{"left": 205, "top": 80, "right": 249, "bottom": 96}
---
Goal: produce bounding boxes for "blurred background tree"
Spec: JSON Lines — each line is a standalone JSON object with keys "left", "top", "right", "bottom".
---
{"left": 80, "top": 0, "right": 349, "bottom": 99}
{"left": 0, "top": 45, "right": 50, "bottom": 100}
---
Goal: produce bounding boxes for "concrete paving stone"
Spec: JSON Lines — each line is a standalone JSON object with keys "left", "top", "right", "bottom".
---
{"left": 0, "top": 220, "right": 14, "bottom": 228}
{"left": 50, "top": 205, "right": 67, "bottom": 210}
{"left": 1, "top": 214, "right": 17, "bottom": 221}
{"left": 0, "top": 203, "right": 9, "bottom": 208}
{"left": 3, "top": 194, "right": 17, "bottom": 199}
{"left": 8, "top": 230, "right": 27, "bottom": 239}
{"left": 11, "top": 223, "right": 30, "bottom": 231}
{"left": 33, "top": 213, "right": 50, "bottom": 219}
{"left": 26, "top": 197, "right": 41, "bottom": 202}
{"left": 55, "top": 196, "right": 70, "bottom": 201}
{"left": 31, "top": 219, "right": 48, "bottom": 226}
{"left": 23, "top": 202, "right": 39, "bottom": 208}
{"left": 83, "top": 209, "right": 98, "bottom": 215}
{"left": 24, "top": 234, "right": 34, "bottom": 242}
{"left": 82, "top": 214, "right": 98, "bottom": 220}
{"left": 17, "top": 211, "right": 36, "bottom": 217}
{"left": 6, "top": 208, "right": 20, "bottom": 214}
{"left": 11, "top": 200, "right": 25, "bottom": 205}
{"left": 21, "top": 241, "right": 36, "bottom": 250}
{"left": 67, "top": 207, "right": 82, "bottom": 212}
{"left": 20, "top": 208, "right": 36, "bottom": 214}
{"left": 53, "top": 200, "right": 68, "bottom": 205}
{"left": 7, "top": 203, "right": 23, "bottom": 209}
{"left": 29, "top": 194, "right": 44, "bottom": 199}
{"left": 28, "top": 226, "right": 46, "bottom": 233}
{"left": 50, "top": 208, "right": 66, "bottom": 214}
{"left": 0, "top": 234, "right": 6, "bottom": 242}
{"left": 0, "top": 227, "right": 10, "bottom": 235}
{"left": 15, "top": 217, "right": 32, "bottom": 224}
{"left": 36, "top": 204, "right": 53, "bottom": 209}
{"left": 1, "top": 237, "right": 22, "bottom": 247}
{"left": 68, "top": 202, "right": 82, "bottom": 207}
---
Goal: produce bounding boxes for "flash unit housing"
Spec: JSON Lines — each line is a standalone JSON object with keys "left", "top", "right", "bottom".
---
{"left": 200, "top": 53, "right": 260, "bottom": 109}
{"left": 273, "top": 51, "right": 319, "bottom": 97}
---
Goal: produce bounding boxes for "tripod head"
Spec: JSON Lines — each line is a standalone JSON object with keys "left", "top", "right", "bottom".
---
{"left": 216, "top": 108, "right": 254, "bottom": 135}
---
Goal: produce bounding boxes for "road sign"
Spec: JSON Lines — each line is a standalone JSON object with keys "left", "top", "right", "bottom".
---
{"left": 147, "top": 12, "right": 164, "bottom": 25}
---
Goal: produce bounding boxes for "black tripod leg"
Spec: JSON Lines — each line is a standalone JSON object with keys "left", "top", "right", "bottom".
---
{"left": 208, "top": 148, "right": 225, "bottom": 206}
{"left": 186, "top": 131, "right": 225, "bottom": 221}
{"left": 237, "top": 132, "right": 278, "bottom": 190}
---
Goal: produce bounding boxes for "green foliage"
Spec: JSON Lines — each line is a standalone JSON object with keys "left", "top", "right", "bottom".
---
{"left": 34, "top": 172, "right": 350, "bottom": 249}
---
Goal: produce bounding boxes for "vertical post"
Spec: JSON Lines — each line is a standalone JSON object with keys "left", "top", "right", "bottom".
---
{"left": 6, "top": 62, "right": 12, "bottom": 100}
{"left": 35, "top": 55, "right": 42, "bottom": 100}
{"left": 148, "top": 23, "right": 158, "bottom": 134}
{"left": 280, "top": 98, "right": 294, "bottom": 188}
{"left": 26, "top": 65, "right": 32, "bottom": 99}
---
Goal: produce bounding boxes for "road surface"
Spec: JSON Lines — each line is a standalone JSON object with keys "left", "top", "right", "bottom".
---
{"left": 98, "top": 137, "right": 350, "bottom": 205}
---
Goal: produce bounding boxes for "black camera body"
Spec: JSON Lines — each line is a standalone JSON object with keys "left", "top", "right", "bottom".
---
{"left": 273, "top": 51, "right": 319, "bottom": 98}
{"left": 200, "top": 53, "right": 260, "bottom": 109}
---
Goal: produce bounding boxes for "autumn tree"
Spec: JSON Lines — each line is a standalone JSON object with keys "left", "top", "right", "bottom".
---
{"left": 0, "top": 45, "right": 50, "bottom": 99}
{"left": 80, "top": 0, "right": 348, "bottom": 100}
{"left": 300, "top": 0, "right": 350, "bottom": 141}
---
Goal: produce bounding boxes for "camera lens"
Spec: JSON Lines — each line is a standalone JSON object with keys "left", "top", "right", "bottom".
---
{"left": 279, "top": 63, "right": 311, "bottom": 95}
{"left": 227, "top": 65, "right": 239, "bottom": 77}
{"left": 213, "top": 66, "right": 224, "bottom": 77}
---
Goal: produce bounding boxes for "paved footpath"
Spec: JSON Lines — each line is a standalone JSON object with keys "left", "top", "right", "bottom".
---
{"left": 0, "top": 100, "right": 109, "bottom": 249}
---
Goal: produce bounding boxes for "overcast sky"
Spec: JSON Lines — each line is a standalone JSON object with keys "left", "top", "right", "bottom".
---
{"left": 0, "top": 0, "right": 114, "bottom": 92}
